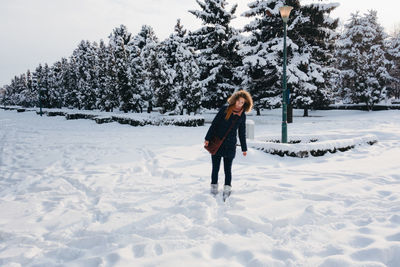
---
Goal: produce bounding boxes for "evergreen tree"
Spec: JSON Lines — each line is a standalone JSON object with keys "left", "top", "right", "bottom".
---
{"left": 387, "top": 33, "right": 400, "bottom": 99}
{"left": 157, "top": 19, "right": 202, "bottom": 114}
{"left": 37, "top": 63, "right": 51, "bottom": 108}
{"left": 104, "top": 43, "right": 120, "bottom": 112}
{"left": 189, "top": 0, "right": 242, "bottom": 109}
{"left": 127, "top": 39, "right": 145, "bottom": 113}
{"left": 154, "top": 42, "right": 177, "bottom": 114}
{"left": 337, "top": 11, "right": 393, "bottom": 110}
{"left": 1, "top": 85, "right": 12, "bottom": 106}
{"left": 134, "top": 25, "right": 159, "bottom": 113}
{"left": 59, "top": 58, "right": 71, "bottom": 108}
{"left": 16, "top": 74, "right": 28, "bottom": 106}
{"left": 31, "top": 69, "right": 40, "bottom": 107}
{"left": 240, "top": 0, "right": 338, "bottom": 115}
{"left": 71, "top": 40, "right": 98, "bottom": 110}
{"left": 291, "top": 1, "right": 339, "bottom": 115}
{"left": 64, "top": 56, "right": 80, "bottom": 109}
{"left": 176, "top": 47, "right": 202, "bottom": 114}
{"left": 50, "top": 60, "right": 66, "bottom": 108}
{"left": 173, "top": 19, "right": 202, "bottom": 114}
{"left": 0, "top": 86, "right": 6, "bottom": 105}
{"left": 46, "top": 65, "right": 58, "bottom": 108}
{"left": 109, "top": 25, "right": 135, "bottom": 112}
{"left": 7, "top": 75, "right": 26, "bottom": 106}
{"left": 142, "top": 41, "right": 172, "bottom": 114}
{"left": 240, "top": 0, "right": 290, "bottom": 115}
{"left": 96, "top": 39, "right": 113, "bottom": 111}
{"left": 24, "top": 69, "right": 36, "bottom": 107}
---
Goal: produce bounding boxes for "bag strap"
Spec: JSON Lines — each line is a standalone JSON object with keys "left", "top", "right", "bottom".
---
{"left": 220, "top": 116, "right": 239, "bottom": 143}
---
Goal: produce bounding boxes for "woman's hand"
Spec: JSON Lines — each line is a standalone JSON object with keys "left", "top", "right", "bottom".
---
{"left": 243, "top": 151, "right": 247, "bottom": 156}
{"left": 204, "top": 140, "right": 209, "bottom": 147}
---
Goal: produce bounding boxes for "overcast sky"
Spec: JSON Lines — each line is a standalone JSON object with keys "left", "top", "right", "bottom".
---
{"left": 1, "top": 0, "right": 399, "bottom": 87}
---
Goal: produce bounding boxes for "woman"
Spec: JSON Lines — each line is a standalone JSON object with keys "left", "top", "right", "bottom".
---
{"left": 204, "top": 90, "right": 253, "bottom": 200}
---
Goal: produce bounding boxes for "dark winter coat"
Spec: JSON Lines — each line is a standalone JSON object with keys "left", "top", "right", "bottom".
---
{"left": 205, "top": 105, "right": 247, "bottom": 158}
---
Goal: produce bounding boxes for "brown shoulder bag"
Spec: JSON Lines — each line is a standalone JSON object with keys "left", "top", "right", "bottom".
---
{"left": 204, "top": 117, "right": 239, "bottom": 155}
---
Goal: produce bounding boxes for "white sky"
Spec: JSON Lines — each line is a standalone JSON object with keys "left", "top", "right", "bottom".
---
{"left": 1, "top": 0, "right": 399, "bottom": 87}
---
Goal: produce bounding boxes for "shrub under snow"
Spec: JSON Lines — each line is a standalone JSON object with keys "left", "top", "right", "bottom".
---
{"left": 1, "top": 106, "right": 204, "bottom": 127}
{"left": 249, "top": 135, "right": 378, "bottom": 157}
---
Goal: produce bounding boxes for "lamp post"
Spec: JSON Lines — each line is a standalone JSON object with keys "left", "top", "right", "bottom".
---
{"left": 279, "top": 5, "right": 293, "bottom": 143}
{"left": 38, "top": 78, "right": 43, "bottom": 116}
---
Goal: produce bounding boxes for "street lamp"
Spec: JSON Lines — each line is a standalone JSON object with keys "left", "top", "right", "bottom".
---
{"left": 39, "top": 89, "right": 43, "bottom": 116}
{"left": 279, "top": 5, "right": 293, "bottom": 143}
{"left": 38, "top": 78, "right": 43, "bottom": 116}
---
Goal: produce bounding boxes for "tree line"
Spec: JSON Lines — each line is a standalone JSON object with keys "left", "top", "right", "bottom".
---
{"left": 1, "top": 0, "right": 400, "bottom": 114}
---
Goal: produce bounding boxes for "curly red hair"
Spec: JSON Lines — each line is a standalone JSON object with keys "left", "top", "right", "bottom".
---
{"left": 225, "top": 90, "right": 253, "bottom": 120}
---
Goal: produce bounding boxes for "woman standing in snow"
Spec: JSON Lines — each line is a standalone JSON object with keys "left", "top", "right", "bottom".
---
{"left": 204, "top": 90, "right": 253, "bottom": 200}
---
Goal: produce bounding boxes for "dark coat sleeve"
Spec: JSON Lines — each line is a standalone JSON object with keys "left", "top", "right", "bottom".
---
{"left": 205, "top": 106, "right": 226, "bottom": 141}
{"left": 238, "top": 113, "right": 247, "bottom": 152}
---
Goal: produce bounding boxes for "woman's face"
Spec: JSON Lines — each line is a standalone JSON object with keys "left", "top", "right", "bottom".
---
{"left": 235, "top": 97, "right": 246, "bottom": 109}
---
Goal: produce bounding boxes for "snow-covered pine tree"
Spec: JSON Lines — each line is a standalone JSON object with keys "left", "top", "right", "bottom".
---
{"left": 1, "top": 85, "right": 10, "bottom": 106}
{"left": 141, "top": 44, "right": 158, "bottom": 114}
{"left": 23, "top": 69, "right": 36, "bottom": 107}
{"left": 125, "top": 41, "right": 145, "bottom": 113}
{"left": 71, "top": 40, "right": 98, "bottom": 110}
{"left": 85, "top": 41, "right": 98, "bottom": 110}
{"left": 109, "top": 25, "right": 136, "bottom": 112}
{"left": 189, "top": 0, "right": 242, "bottom": 109}
{"left": 20, "top": 74, "right": 29, "bottom": 106}
{"left": 174, "top": 20, "right": 203, "bottom": 114}
{"left": 64, "top": 56, "right": 80, "bottom": 109}
{"left": 240, "top": 0, "right": 338, "bottom": 116}
{"left": 240, "top": 0, "right": 289, "bottom": 115}
{"left": 337, "top": 10, "right": 393, "bottom": 110}
{"left": 387, "top": 33, "right": 400, "bottom": 99}
{"left": 48, "top": 61, "right": 69, "bottom": 109}
{"left": 9, "top": 76, "right": 19, "bottom": 106}
{"left": 133, "top": 25, "right": 159, "bottom": 113}
{"left": 31, "top": 69, "right": 40, "bottom": 107}
{"left": 157, "top": 37, "right": 179, "bottom": 114}
{"left": 336, "top": 12, "right": 363, "bottom": 104}
{"left": 59, "top": 58, "right": 70, "bottom": 108}
{"left": 142, "top": 41, "right": 173, "bottom": 114}
{"left": 90, "top": 41, "right": 102, "bottom": 110}
{"left": 104, "top": 42, "right": 120, "bottom": 112}
{"left": 8, "top": 74, "right": 26, "bottom": 106}
{"left": 291, "top": 1, "right": 339, "bottom": 115}
{"left": 17, "top": 72, "right": 29, "bottom": 107}
{"left": 158, "top": 19, "right": 202, "bottom": 114}
{"left": 2, "top": 79, "right": 14, "bottom": 106}
{"left": 0, "top": 86, "right": 7, "bottom": 105}
{"left": 50, "top": 60, "right": 67, "bottom": 108}
{"left": 95, "top": 39, "right": 113, "bottom": 111}
{"left": 38, "top": 63, "right": 51, "bottom": 108}
{"left": 4, "top": 59, "right": 70, "bottom": 109}
{"left": 46, "top": 64, "right": 58, "bottom": 108}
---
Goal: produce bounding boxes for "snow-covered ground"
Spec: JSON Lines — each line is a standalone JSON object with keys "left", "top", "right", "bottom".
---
{"left": 0, "top": 108, "right": 399, "bottom": 267}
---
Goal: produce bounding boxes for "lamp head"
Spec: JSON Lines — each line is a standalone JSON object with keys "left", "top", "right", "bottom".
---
{"left": 279, "top": 6, "right": 293, "bottom": 23}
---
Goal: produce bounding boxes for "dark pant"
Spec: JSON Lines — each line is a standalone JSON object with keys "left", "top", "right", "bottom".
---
{"left": 211, "top": 155, "right": 234, "bottom": 186}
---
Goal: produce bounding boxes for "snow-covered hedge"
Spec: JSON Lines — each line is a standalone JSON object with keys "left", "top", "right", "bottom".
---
{"left": 66, "top": 113, "right": 98, "bottom": 120}
{"left": 329, "top": 104, "right": 400, "bottom": 111}
{"left": 47, "top": 111, "right": 67, "bottom": 117}
{"left": 0, "top": 106, "right": 204, "bottom": 127}
{"left": 110, "top": 114, "right": 204, "bottom": 127}
{"left": 0, "top": 106, "right": 33, "bottom": 112}
{"left": 249, "top": 135, "right": 378, "bottom": 158}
